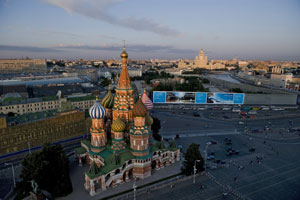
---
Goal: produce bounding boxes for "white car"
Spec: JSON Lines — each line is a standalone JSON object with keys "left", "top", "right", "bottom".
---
{"left": 239, "top": 121, "right": 245, "bottom": 124}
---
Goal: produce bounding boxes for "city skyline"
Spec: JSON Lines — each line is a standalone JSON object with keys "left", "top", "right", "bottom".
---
{"left": 0, "top": 0, "right": 300, "bottom": 60}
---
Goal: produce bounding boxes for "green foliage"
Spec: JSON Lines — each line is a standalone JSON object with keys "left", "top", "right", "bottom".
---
{"left": 182, "top": 68, "right": 205, "bottom": 74}
{"left": 151, "top": 117, "right": 161, "bottom": 141}
{"left": 19, "top": 143, "right": 72, "bottom": 198}
{"left": 42, "top": 96, "right": 57, "bottom": 101}
{"left": 131, "top": 71, "right": 174, "bottom": 84}
{"left": 2, "top": 96, "right": 23, "bottom": 103}
{"left": 100, "top": 77, "right": 111, "bottom": 87}
{"left": 181, "top": 143, "right": 204, "bottom": 176}
{"left": 153, "top": 77, "right": 208, "bottom": 92}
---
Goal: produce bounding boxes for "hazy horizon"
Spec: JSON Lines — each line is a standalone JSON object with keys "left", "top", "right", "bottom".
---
{"left": 0, "top": 0, "right": 300, "bottom": 61}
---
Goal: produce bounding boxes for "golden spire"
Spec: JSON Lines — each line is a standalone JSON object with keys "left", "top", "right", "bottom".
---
{"left": 96, "top": 95, "right": 99, "bottom": 101}
{"left": 118, "top": 43, "right": 130, "bottom": 89}
{"left": 120, "top": 40, "right": 128, "bottom": 59}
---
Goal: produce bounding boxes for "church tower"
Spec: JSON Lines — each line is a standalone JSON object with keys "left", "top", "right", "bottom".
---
{"left": 89, "top": 97, "right": 107, "bottom": 153}
{"left": 112, "top": 44, "right": 135, "bottom": 128}
{"left": 130, "top": 97, "right": 152, "bottom": 178}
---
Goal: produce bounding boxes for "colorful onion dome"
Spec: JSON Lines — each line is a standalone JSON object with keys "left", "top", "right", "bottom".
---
{"left": 111, "top": 117, "right": 126, "bottom": 132}
{"left": 89, "top": 97, "right": 106, "bottom": 119}
{"left": 141, "top": 89, "right": 153, "bottom": 110}
{"left": 101, "top": 85, "right": 114, "bottom": 108}
{"left": 145, "top": 114, "right": 153, "bottom": 126}
{"left": 133, "top": 96, "right": 148, "bottom": 117}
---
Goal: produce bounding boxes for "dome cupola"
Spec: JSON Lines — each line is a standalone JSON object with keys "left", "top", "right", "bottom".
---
{"left": 133, "top": 96, "right": 147, "bottom": 117}
{"left": 89, "top": 96, "right": 106, "bottom": 119}
{"left": 111, "top": 116, "right": 126, "bottom": 132}
{"left": 101, "top": 85, "right": 114, "bottom": 108}
{"left": 141, "top": 89, "right": 153, "bottom": 111}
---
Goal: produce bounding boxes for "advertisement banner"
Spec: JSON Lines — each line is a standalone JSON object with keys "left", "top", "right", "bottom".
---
{"left": 153, "top": 91, "right": 244, "bottom": 104}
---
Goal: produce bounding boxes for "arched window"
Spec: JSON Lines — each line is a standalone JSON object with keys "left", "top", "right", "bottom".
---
{"left": 115, "top": 169, "right": 120, "bottom": 174}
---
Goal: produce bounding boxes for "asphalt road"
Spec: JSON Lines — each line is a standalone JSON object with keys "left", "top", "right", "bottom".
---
{"left": 152, "top": 109, "right": 300, "bottom": 137}
{"left": 137, "top": 132, "right": 300, "bottom": 200}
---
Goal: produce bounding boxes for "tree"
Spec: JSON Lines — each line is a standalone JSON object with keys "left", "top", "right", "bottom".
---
{"left": 181, "top": 143, "right": 204, "bottom": 176}
{"left": 18, "top": 143, "right": 72, "bottom": 198}
{"left": 151, "top": 117, "right": 161, "bottom": 141}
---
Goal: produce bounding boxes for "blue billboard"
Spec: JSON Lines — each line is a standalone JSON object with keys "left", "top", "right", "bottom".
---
{"left": 153, "top": 91, "right": 244, "bottom": 104}
{"left": 195, "top": 93, "right": 207, "bottom": 104}
{"left": 153, "top": 91, "right": 166, "bottom": 103}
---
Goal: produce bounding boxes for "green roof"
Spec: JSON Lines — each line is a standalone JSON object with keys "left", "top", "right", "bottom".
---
{"left": 6, "top": 110, "right": 57, "bottom": 125}
{"left": 86, "top": 148, "right": 135, "bottom": 178}
{"left": 81, "top": 139, "right": 91, "bottom": 148}
{"left": 42, "top": 96, "right": 57, "bottom": 101}
{"left": 75, "top": 147, "right": 87, "bottom": 154}
{"left": 87, "top": 162, "right": 100, "bottom": 178}
{"left": 169, "top": 138, "right": 177, "bottom": 149}
{"left": 68, "top": 95, "right": 96, "bottom": 102}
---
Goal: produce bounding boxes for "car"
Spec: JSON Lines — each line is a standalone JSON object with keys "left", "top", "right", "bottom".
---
{"left": 225, "top": 141, "right": 232, "bottom": 145}
{"left": 226, "top": 147, "right": 233, "bottom": 152}
{"left": 232, "top": 109, "right": 241, "bottom": 112}
{"left": 193, "top": 112, "right": 200, "bottom": 117}
{"left": 226, "top": 152, "right": 232, "bottom": 156}
{"left": 248, "top": 111, "right": 257, "bottom": 115}
{"left": 249, "top": 148, "right": 256, "bottom": 152}
{"left": 208, "top": 151, "right": 215, "bottom": 156}
{"left": 223, "top": 107, "right": 231, "bottom": 111}
{"left": 239, "top": 121, "right": 245, "bottom": 124}
{"left": 214, "top": 160, "right": 221, "bottom": 164}
{"left": 210, "top": 140, "right": 217, "bottom": 145}
{"left": 198, "top": 107, "right": 206, "bottom": 110}
{"left": 220, "top": 160, "right": 226, "bottom": 164}
{"left": 207, "top": 155, "right": 215, "bottom": 160}
{"left": 222, "top": 115, "right": 230, "bottom": 119}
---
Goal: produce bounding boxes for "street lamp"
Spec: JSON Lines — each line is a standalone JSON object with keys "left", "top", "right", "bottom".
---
{"left": 133, "top": 181, "right": 137, "bottom": 200}
{"left": 193, "top": 160, "right": 201, "bottom": 184}
{"left": 204, "top": 142, "right": 212, "bottom": 172}
{"left": 5, "top": 163, "right": 16, "bottom": 188}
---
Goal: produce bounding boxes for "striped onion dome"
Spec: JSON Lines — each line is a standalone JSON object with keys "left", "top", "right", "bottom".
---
{"left": 101, "top": 85, "right": 114, "bottom": 108}
{"left": 133, "top": 96, "right": 148, "bottom": 117}
{"left": 89, "top": 98, "right": 106, "bottom": 119}
{"left": 141, "top": 89, "right": 153, "bottom": 111}
{"left": 145, "top": 114, "right": 153, "bottom": 126}
{"left": 111, "top": 116, "right": 126, "bottom": 132}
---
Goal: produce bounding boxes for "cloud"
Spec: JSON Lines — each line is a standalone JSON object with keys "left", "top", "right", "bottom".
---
{"left": 42, "top": 0, "right": 181, "bottom": 37}
{"left": 0, "top": 45, "right": 62, "bottom": 52}
{"left": 57, "top": 44, "right": 196, "bottom": 54}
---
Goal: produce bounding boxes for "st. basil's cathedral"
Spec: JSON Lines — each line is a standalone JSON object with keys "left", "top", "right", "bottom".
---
{"left": 75, "top": 46, "right": 180, "bottom": 196}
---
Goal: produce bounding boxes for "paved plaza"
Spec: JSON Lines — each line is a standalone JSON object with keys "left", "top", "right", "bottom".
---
{"left": 136, "top": 133, "right": 300, "bottom": 200}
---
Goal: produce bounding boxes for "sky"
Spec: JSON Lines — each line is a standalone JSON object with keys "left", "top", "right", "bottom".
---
{"left": 0, "top": 0, "right": 299, "bottom": 60}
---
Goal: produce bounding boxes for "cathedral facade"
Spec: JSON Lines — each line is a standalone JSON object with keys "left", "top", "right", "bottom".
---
{"left": 75, "top": 47, "right": 180, "bottom": 196}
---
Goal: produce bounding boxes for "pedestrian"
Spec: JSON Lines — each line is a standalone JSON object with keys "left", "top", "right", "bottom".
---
{"left": 234, "top": 176, "right": 237, "bottom": 181}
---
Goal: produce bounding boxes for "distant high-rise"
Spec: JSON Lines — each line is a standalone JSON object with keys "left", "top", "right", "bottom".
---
{"left": 194, "top": 49, "right": 208, "bottom": 68}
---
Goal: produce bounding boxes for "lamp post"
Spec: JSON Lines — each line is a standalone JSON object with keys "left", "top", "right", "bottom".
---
{"left": 193, "top": 160, "right": 201, "bottom": 184}
{"left": 204, "top": 142, "right": 212, "bottom": 172}
{"left": 5, "top": 163, "right": 16, "bottom": 188}
{"left": 133, "top": 181, "right": 137, "bottom": 200}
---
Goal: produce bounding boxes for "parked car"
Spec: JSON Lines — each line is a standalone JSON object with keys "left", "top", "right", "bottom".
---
{"left": 207, "top": 155, "right": 215, "bottom": 160}
{"left": 249, "top": 147, "right": 256, "bottom": 152}
{"left": 210, "top": 140, "right": 217, "bottom": 145}
{"left": 193, "top": 112, "right": 200, "bottom": 117}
